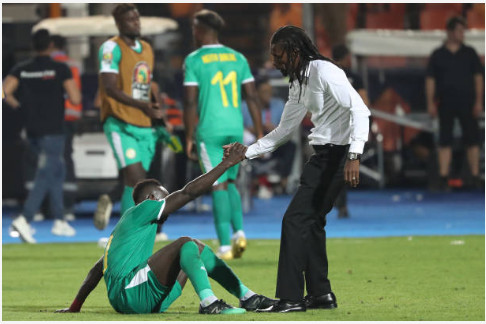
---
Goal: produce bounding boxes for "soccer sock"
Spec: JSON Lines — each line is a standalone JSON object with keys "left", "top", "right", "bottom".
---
{"left": 179, "top": 241, "right": 216, "bottom": 304}
{"left": 200, "top": 245, "right": 250, "bottom": 299}
{"left": 227, "top": 182, "right": 244, "bottom": 232}
{"left": 121, "top": 186, "right": 134, "bottom": 215}
{"left": 212, "top": 189, "right": 231, "bottom": 246}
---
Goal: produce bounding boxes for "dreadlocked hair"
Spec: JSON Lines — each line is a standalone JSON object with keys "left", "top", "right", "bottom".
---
{"left": 271, "top": 25, "right": 334, "bottom": 100}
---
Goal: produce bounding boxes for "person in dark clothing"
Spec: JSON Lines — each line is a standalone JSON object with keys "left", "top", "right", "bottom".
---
{"left": 233, "top": 26, "right": 370, "bottom": 312}
{"left": 4, "top": 29, "right": 82, "bottom": 243}
{"left": 425, "top": 16, "right": 483, "bottom": 191}
{"left": 331, "top": 44, "right": 370, "bottom": 218}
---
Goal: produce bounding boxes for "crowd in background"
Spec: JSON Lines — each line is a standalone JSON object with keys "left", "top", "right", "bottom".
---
{"left": 2, "top": 3, "right": 484, "bottom": 214}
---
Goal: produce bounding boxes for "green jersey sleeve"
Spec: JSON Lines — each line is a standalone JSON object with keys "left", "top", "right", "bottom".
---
{"left": 183, "top": 56, "right": 199, "bottom": 86}
{"left": 239, "top": 54, "right": 254, "bottom": 84}
{"left": 99, "top": 40, "right": 122, "bottom": 74}
{"left": 127, "top": 199, "right": 166, "bottom": 226}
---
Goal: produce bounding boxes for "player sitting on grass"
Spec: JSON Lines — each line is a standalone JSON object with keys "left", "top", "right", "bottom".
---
{"left": 55, "top": 143, "right": 276, "bottom": 315}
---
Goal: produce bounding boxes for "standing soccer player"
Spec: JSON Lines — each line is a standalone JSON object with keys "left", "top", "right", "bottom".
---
{"left": 95, "top": 3, "right": 171, "bottom": 228}
{"left": 183, "top": 9, "right": 263, "bottom": 260}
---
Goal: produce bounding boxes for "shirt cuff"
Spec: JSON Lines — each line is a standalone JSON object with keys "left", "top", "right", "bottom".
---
{"left": 245, "top": 145, "right": 258, "bottom": 160}
{"left": 349, "top": 141, "right": 365, "bottom": 154}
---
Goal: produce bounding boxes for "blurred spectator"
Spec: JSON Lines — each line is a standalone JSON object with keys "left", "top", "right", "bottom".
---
{"left": 51, "top": 34, "right": 82, "bottom": 221}
{"left": 241, "top": 77, "right": 296, "bottom": 198}
{"left": 425, "top": 16, "right": 483, "bottom": 191}
{"left": 332, "top": 44, "right": 370, "bottom": 218}
{"left": 4, "top": 29, "right": 81, "bottom": 243}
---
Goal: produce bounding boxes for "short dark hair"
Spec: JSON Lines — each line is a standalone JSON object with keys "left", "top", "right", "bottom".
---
{"left": 112, "top": 3, "right": 137, "bottom": 23}
{"left": 194, "top": 9, "right": 225, "bottom": 32}
{"left": 51, "top": 34, "right": 66, "bottom": 50}
{"left": 332, "top": 44, "right": 350, "bottom": 61}
{"left": 446, "top": 16, "right": 466, "bottom": 31}
{"left": 32, "top": 29, "right": 51, "bottom": 52}
{"left": 133, "top": 179, "right": 162, "bottom": 204}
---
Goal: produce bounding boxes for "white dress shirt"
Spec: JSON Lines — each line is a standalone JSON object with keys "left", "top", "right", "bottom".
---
{"left": 246, "top": 60, "right": 370, "bottom": 159}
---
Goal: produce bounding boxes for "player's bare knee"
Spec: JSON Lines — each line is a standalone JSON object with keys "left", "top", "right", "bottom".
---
{"left": 176, "top": 236, "right": 194, "bottom": 245}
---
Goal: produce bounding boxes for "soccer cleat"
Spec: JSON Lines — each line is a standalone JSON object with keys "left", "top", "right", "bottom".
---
{"left": 94, "top": 194, "right": 112, "bottom": 230}
{"left": 304, "top": 292, "right": 337, "bottom": 309}
{"left": 231, "top": 236, "right": 247, "bottom": 259}
{"left": 216, "top": 249, "right": 234, "bottom": 261}
{"left": 199, "top": 299, "right": 246, "bottom": 314}
{"left": 240, "top": 294, "right": 278, "bottom": 311}
{"left": 12, "top": 216, "right": 36, "bottom": 244}
{"left": 52, "top": 220, "right": 76, "bottom": 237}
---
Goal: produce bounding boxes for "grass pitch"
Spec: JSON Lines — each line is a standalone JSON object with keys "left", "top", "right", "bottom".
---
{"left": 3, "top": 235, "right": 484, "bottom": 321}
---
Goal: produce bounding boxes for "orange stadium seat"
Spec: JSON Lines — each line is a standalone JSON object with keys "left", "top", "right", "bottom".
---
{"left": 424, "top": 3, "right": 463, "bottom": 14}
{"left": 420, "top": 9, "right": 459, "bottom": 30}
{"left": 467, "top": 9, "right": 485, "bottom": 29}
{"left": 365, "top": 4, "right": 406, "bottom": 29}
{"left": 347, "top": 3, "right": 358, "bottom": 30}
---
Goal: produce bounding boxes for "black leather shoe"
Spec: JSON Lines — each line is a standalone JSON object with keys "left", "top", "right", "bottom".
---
{"left": 257, "top": 299, "right": 306, "bottom": 313}
{"left": 240, "top": 294, "right": 278, "bottom": 311}
{"left": 304, "top": 292, "right": 337, "bottom": 309}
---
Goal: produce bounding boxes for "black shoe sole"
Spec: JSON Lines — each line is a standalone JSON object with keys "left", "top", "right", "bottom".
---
{"left": 307, "top": 304, "right": 337, "bottom": 309}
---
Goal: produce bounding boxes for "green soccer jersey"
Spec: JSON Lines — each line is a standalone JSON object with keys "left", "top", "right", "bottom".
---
{"left": 183, "top": 44, "right": 254, "bottom": 138}
{"left": 103, "top": 199, "right": 166, "bottom": 283}
{"left": 98, "top": 39, "right": 143, "bottom": 73}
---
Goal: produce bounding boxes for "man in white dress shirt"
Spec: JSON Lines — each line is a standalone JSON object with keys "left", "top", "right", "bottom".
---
{"left": 227, "top": 26, "right": 370, "bottom": 312}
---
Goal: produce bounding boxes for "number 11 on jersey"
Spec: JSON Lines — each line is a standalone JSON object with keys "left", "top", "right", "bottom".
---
{"left": 211, "top": 70, "right": 238, "bottom": 108}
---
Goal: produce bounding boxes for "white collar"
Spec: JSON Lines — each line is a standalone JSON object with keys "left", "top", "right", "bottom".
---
{"left": 201, "top": 44, "right": 224, "bottom": 48}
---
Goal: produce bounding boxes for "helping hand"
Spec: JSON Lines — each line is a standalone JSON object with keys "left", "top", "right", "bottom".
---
{"left": 222, "top": 143, "right": 247, "bottom": 166}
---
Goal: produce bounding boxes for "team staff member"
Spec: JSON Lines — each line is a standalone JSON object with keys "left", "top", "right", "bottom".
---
{"left": 55, "top": 143, "right": 276, "bottom": 315}
{"left": 4, "top": 29, "right": 81, "bottom": 243}
{"left": 95, "top": 3, "right": 170, "bottom": 229}
{"left": 426, "top": 16, "right": 483, "bottom": 191}
{"left": 183, "top": 9, "right": 263, "bottom": 260}
{"left": 234, "top": 26, "right": 370, "bottom": 312}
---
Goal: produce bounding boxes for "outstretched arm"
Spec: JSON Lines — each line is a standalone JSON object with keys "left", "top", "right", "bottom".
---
{"left": 55, "top": 257, "right": 104, "bottom": 313}
{"left": 161, "top": 143, "right": 247, "bottom": 217}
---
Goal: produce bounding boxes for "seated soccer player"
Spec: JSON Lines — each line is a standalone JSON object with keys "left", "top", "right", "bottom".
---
{"left": 55, "top": 143, "right": 276, "bottom": 315}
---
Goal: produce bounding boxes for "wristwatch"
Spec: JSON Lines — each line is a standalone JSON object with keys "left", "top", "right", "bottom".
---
{"left": 347, "top": 152, "right": 361, "bottom": 161}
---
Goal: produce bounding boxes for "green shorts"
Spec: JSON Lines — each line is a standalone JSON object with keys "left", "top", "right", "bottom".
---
{"left": 103, "top": 116, "right": 157, "bottom": 171}
{"left": 106, "top": 261, "right": 182, "bottom": 314}
{"left": 196, "top": 134, "right": 243, "bottom": 184}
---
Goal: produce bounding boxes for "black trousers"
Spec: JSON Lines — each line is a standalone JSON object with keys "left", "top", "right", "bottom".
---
{"left": 276, "top": 144, "right": 348, "bottom": 301}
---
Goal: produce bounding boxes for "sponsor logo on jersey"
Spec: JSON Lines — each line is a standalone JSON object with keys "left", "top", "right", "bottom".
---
{"left": 103, "top": 52, "right": 113, "bottom": 63}
{"left": 132, "top": 62, "right": 151, "bottom": 101}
